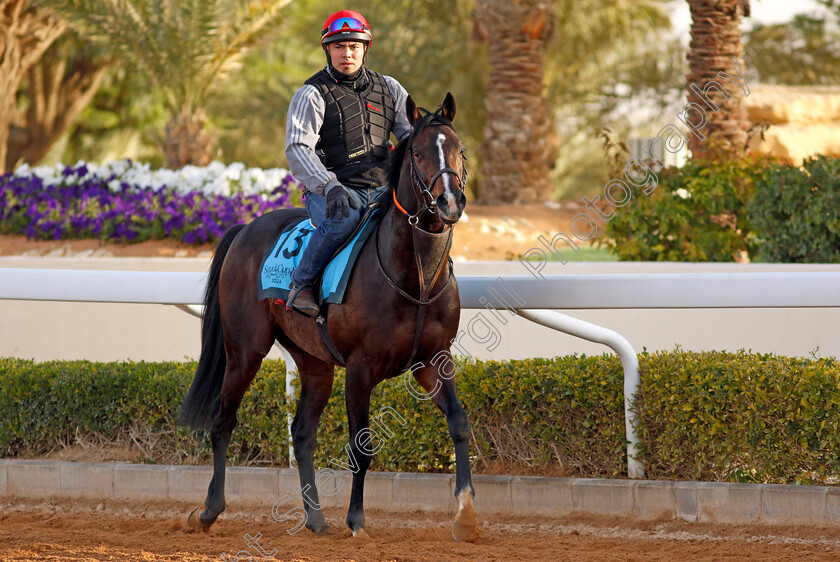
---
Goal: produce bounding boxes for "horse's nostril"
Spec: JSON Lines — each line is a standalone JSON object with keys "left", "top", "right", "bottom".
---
{"left": 436, "top": 193, "right": 458, "bottom": 215}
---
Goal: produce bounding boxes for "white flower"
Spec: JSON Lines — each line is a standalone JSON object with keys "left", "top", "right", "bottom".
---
{"left": 29, "top": 164, "right": 62, "bottom": 185}
{"left": 674, "top": 188, "right": 691, "bottom": 199}
{"left": 10, "top": 159, "right": 295, "bottom": 196}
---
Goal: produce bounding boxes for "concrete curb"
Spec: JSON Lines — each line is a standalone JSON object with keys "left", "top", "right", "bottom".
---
{"left": 2, "top": 460, "right": 839, "bottom": 526}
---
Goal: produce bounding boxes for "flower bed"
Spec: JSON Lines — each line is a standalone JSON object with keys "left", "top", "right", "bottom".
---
{"left": 0, "top": 160, "right": 301, "bottom": 244}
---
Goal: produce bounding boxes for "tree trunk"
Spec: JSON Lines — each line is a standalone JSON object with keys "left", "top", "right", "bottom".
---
{"left": 0, "top": 0, "right": 66, "bottom": 174}
{"left": 6, "top": 42, "right": 111, "bottom": 170}
{"left": 474, "top": 0, "right": 559, "bottom": 204}
{"left": 686, "top": 0, "right": 750, "bottom": 159}
{"left": 161, "top": 107, "right": 220, "bottom": 169}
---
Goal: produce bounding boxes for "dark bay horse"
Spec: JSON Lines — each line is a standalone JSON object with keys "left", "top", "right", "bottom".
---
{"left": 178, "top": 93, "right": 476, "bottom": 540}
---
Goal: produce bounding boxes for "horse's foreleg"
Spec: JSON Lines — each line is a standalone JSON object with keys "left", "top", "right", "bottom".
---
{"left": 343, "top": 374, "right": 374, "bottom": 536}
{"left": 192, "top": 351, "right": 264, "bottom": 529}
{"left": 290, "top": 356, "right": 334, "bottom": 534}
{"left": 412, "top": 362, "right": 478, "bottom": 542}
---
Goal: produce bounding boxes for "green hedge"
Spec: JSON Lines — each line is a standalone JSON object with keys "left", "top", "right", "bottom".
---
{"left": 602, "top": 156, "right": 768, "bottom": 262}
{"left": 749, "top": 155, "right": 840, "bottom": 263}
{"left": 602, "top": 153, "right": 840, "bottom": 263}
{"left": 637, "top": 351, "right": 840, "bottom": 483}
{"left": 2, "top": 352, "right": 839, "bottom": 483}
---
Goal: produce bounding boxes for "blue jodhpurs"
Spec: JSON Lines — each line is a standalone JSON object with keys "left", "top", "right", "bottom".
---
{"left": 291, "top": 184, "right": 389, "bottom": 287}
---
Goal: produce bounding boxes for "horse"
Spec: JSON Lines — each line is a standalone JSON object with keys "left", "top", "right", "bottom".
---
{"left": 178, "top": 92, "right": 477, "bottom": 541}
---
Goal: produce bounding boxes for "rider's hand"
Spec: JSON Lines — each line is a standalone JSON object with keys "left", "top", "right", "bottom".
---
{"left": 325, "top": 185, "right": 358, "bottom": 219}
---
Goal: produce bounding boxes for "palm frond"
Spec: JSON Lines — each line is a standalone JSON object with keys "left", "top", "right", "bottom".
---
{"left": 194, "top": 0, "right": 293, "bottom": 106}
{"left": 36, "top": 0, "right": 291, "bottom": 113}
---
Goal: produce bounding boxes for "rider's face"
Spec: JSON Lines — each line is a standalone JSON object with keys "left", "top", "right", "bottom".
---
{"left": 328, "top": 41, "right": 366, "bottom": 75}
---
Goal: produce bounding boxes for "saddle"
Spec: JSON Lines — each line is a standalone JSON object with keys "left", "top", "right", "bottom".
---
{"left": 257, "top": 202, "right": 383, "bottom": 307}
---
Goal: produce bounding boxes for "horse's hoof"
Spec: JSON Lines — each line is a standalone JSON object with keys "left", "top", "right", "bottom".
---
{"left": 307, "top": 521, "right": 331, "bottom": 535}
{"left": 351, "top": 528, "right": 371, "bottom": 539}
{"left": 452, "top": 489, "right": 479, "bottom": 542}
{"left": 187, "top": 507, "right": 214, "bottom": 532}
{"left": 452, "top": 520, "right": 479, "bottom": 543}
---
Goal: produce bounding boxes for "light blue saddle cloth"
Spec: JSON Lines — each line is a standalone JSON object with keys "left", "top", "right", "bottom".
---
{"left": 257, "top": 208, "right": 380, "bottom": 305}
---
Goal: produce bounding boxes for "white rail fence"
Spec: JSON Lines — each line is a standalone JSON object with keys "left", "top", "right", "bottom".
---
{"left": 3, "top": 268, "right": 840, "bottom": 478}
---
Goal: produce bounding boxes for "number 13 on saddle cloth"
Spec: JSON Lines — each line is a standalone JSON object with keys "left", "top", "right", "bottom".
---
{"left": 258, "top": 207, "right": 382, "bottom": 305}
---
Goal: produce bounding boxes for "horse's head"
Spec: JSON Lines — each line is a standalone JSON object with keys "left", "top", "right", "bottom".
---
{"left": 398, "top": 92, "right": 467, "bottom": 227}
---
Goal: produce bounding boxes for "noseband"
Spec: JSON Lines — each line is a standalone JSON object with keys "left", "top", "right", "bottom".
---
{"left": 408, "top": 144, "right": 466, "bottom": 219}
{"left": 397, "top": 109, "right": 467, "bottom": 226}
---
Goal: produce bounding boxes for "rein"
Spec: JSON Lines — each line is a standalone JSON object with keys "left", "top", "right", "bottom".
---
{"left": 377, "top": 107, "right": 464, "bottom": 372}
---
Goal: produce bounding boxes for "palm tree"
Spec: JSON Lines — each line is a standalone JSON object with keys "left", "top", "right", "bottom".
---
{"left": 686, "top": 0, "right": 750, "bottom": 159}
{"left": 41, "top": 0, "right": 292, "bottom": 168}
{"left": 0, "top": 0, "right": 67, "bottom": 174}
{"left": 473, "top": 0, "right": 672, "bottom": 204}
{"left": 473, "top": 0, "right": 556, "bottom": 204}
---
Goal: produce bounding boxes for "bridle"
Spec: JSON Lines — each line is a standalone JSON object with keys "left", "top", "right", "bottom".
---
{"left": 393, "top": 108, "right": 467, "bottom": 227}
{"left": 377, "top": 105, "right": 467, "bottom": 372}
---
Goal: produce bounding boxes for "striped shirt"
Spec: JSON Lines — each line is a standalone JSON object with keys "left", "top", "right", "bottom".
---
{"left": 285, "top": 67, "right": 412, "bottom": 196}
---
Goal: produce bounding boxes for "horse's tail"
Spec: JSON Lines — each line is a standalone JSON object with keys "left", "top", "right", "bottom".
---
{"left": 177, "top": 224, "right": 246, "bottom": 430}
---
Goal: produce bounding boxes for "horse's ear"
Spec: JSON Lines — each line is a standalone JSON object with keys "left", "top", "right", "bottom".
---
{"left": 406, "top": 95, "right": 421, "bottom": 127}
{"left": 441, "top": 92, "right": 456, "bottom": 123}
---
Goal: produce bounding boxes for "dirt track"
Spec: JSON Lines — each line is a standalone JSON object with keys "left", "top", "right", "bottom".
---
{"left": 2, "top": 497, "right": 840, "bottom": 561}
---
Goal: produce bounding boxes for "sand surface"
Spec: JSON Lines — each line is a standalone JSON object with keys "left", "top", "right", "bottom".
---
{"left": 2, "top": 496, "right": 839, "bottom": 561}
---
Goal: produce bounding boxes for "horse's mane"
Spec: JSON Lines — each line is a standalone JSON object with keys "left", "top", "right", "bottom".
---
{"left": 387, "top": 136, "right": 409, "bottom": 190}
{"left": 387, "top": 107, "right": 454, "bottom": 191}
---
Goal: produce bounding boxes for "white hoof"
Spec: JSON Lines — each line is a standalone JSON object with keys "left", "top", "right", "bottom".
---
{"left": 452, "top": 489, "right": 479, "bottom": 543}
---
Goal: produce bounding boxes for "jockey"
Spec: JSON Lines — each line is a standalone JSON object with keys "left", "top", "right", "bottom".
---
{"left": 285, "top": 9, "right": 412, "bottom": 316}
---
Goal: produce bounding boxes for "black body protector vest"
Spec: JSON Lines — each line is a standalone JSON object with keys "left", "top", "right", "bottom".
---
{"left": 305, "top": 68, "right": 396, "bottom": 189}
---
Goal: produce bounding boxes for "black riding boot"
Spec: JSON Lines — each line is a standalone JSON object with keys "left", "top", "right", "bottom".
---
{"left": 287, "top": 283, "right": 319, "bottom": 317}
{"left": 288, "top": 229, "right": 344, "bottom": 317}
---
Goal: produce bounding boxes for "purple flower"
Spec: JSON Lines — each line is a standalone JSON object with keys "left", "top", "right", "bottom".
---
{"left": 1, "top": 164, "right": 301, "bottom": 245}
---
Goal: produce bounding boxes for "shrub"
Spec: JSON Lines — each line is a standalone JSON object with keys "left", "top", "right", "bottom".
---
{"left": 636, "top": 350, "right": 840, "bottom": 484}
{"left": 602, "top": 156, "right": 771, "bottom": 261}
{"left": 459, "top": 356, "right": 626, "bottom": 476}
{"left": 2, "top": 352, "right": 840, "bottom": 484}
{"left": 0, "top": 360, "right": 208, "bottom": 462}
{"left": 749, "top": 154, "right": 840, "bottom": 263}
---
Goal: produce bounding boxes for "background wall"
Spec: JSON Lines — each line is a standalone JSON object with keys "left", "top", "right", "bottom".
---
{"left": 747, "top": 85, "right": 840, "bottom": 163}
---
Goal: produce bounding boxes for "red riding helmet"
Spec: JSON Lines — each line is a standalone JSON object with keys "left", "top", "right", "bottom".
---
{"left": 321, "top": 10, "right": 373, "bottom": 46}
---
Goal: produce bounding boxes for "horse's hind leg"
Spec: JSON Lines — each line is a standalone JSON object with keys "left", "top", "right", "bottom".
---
{"left": 412, "top": 360, "right": 478, "bottom": 542}
{"left": 194, "top": 346, "right": 271, "bottom": 528}
{"left": 287, "top": 352, "right": 335, "bottom": 534}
